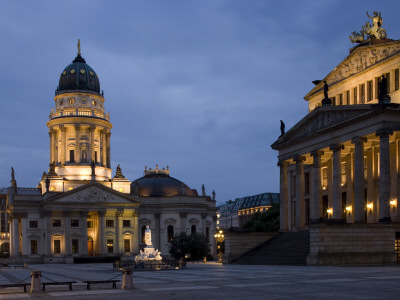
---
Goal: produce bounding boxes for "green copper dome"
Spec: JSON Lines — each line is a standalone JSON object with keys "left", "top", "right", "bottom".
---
{"left": 56, "top": 54, "right": 100, "bottom": 95}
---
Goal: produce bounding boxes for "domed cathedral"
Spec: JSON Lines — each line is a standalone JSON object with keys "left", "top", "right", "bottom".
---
{"left": 6, "top": 41, "right": 217, "bottom": 264}
{"left": 7, "top": 41, "right": 140, "bottom": 264}
{"left": 131, "top": 166, "right": 217, "bottom": 258}
{"left": 272, "top": 12, "right": 400, "bottom": 265}
{"left": 38, "top": 40, "right": 130, "bottom": 193}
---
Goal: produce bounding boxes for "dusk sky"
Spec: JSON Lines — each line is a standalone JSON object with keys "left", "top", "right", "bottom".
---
{"left": 1, "top": 1, "right": 400, "bottom": 205}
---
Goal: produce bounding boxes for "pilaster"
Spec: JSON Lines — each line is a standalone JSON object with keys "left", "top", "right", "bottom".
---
{"left": 294, "top": 156, "right": 306, "bottom": 230}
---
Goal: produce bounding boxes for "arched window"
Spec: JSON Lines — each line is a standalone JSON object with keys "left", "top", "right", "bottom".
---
{"left": 81, "top": 150, "right": 87, "bottom": 163}
{"left": 141, "top": 225, "right": 146, "bottom": 243}
{"left": 191, "top": 225, "right": 196, "bottom": 235}
{"left": 167, "top": 225, "right": 174, "bottom": 243}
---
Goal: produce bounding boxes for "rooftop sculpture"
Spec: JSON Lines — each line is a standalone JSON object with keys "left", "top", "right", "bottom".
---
{"left": 349, "top": 11, "right": 387, "bottom": 43}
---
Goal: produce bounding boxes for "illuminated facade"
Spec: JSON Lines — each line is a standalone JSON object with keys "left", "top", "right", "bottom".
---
{"left": 272, "top": 14, "right": 400, "bottom": 264}
{"left": 6, "top": 43, "right": 216, "bottom": 263}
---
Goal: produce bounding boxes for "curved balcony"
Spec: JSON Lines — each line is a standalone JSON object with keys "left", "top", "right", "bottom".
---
{"left": 49, "top": 109, "right": 110, "bottom": 121}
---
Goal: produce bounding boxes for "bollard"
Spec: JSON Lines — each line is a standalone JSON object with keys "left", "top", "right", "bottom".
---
{"left": 30, "top": 270, "right": 42, "bottom": 293}
{"left": 121, "top": 268, "right": 134, "bottom": 289}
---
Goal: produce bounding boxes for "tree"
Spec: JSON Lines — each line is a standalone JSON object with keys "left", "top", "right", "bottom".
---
{"left": 243, "top": 203, "right": 280, "bottom": 232}
{"left": 169, "top": 232, "right": 210, "bottom": 260}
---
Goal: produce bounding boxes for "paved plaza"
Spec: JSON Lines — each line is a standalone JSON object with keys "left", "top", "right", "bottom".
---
{"left": 0, "top": 262, "right": 400, "bottom": 299}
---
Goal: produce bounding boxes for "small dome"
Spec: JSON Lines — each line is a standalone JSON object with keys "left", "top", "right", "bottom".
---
{"left": 131, "top": 172, "right": 196, "bottom": 197}
{"left": 57, "top": 54, "right": 100, "bottom": 95}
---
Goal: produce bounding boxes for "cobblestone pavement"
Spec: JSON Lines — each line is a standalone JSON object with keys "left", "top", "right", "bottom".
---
{"left": 0, "top": 262, "right": 400, "bottom": 299}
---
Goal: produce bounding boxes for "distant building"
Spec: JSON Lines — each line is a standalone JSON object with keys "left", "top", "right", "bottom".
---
{"left": 217, "top": 193, "right": 279, "bottom": 229}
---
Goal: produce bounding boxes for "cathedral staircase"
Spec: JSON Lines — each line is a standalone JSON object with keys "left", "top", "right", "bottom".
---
{"left": 231, "top": 230, "right": 310, "bottom": 266}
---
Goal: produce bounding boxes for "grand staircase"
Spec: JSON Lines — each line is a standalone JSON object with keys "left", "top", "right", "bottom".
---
{"left": 232, "top": 230, "right": 310, "bottom": 265}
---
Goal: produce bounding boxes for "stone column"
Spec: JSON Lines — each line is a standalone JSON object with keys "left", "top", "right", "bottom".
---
{"left": 49, "top": 128, "right": 55, "bottom": 164}
{"left": 366, "top": 148, "right": 375, "bottom": 223}
{"left": 9, "top": 215, "right": 19, "bottom": 257}
{"left": 294, "top": 156, "right": 306, "bottom": 230}
{"left": 81, "top": 211, "right": 88, "bottom": 256}
{"left": 154, "top": 213, "right": 160, "bottom": 250}
{"left": 89, "top": 125, "right": 95, "bottom": 163}
{"left": 60, "top": 125, "right": 66, "bottom": 165}
{"left": 116, "top": 210, "right": 123, "bottom": 254}
{"left": 310, "top": 151, "right": 323, "bottom": 221}
{"left": 75, "top": 125, "right": 80, "bottom": 163}
{"left": 179, "top": 212, "right": 187, "bottom": 233}
{"left": 345, "top": 153, "right": 353, "bottom": 223}
{"left": 397, "top": 140, "right": 400, "bottom": 222}
{"left": 377, "top": 129, "right": 393, "bottom": 222}
{"left": 106, "top": 131, "right": 111, "bottom": 168}
{"left": 390, "top": 141, "right": 397, "bottom": 221}
{"left": 352, "top": 136, "right": 367, "bottom": 222}
{"left": 64, "top": 212, "right": 71, "bottom": 255}
{"left": 278, "top": 161, "right": 289, "bottom": 231}
{"left": 20, "top": 214, "right": 28, "bottom": 256}
{"left": 330, "top": 144, "right": 344, "bottom": 219}
{"left": 132, "top": 211, "right": 140, "bottom": 254}
{"left": 45, "top": 213, "right": 52, "bottom": 256}
{"left": 97, "top": 210, "right": 105, "bottom": 255}
{"left": 101, "top": 129, "right": 107, "bottom": 167}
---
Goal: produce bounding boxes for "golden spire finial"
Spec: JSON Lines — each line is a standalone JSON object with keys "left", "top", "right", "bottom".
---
{"left": 77, "top": 39, "right": 81, "bottom": 56}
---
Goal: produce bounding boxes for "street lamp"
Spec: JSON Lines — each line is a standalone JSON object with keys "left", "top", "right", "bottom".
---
{"left": 214, "top": 230, "right": 224, "bottom": 263}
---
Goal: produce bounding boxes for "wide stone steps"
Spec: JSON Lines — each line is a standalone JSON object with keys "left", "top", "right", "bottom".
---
{"left": 232, "top": 230, "right": 310, "bottom": 265}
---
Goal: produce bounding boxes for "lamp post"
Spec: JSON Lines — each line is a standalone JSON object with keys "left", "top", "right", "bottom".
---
{"left": 214, "top": 230, "right": 224, "bottom": 263}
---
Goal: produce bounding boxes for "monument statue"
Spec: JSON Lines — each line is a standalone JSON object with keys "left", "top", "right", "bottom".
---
{"left": 321, "top": 81, "right": 332, "bottom": 106}
{"left": 280, "top": 120, "right": 285, "bottom": 136}
{"left": 201, "top": 184, "right": 206, "bottom": 196}
{"left": 212, "top": 190, "right": 216, "bottom": 201}
{"left": 135, "top": 225, "right": 162, "bottom": 261}
{"left": 378, "top": 75, "right": 391, "bottom": 104}
{"left": 144, "top": 225, "right": 152, "bottom": 246}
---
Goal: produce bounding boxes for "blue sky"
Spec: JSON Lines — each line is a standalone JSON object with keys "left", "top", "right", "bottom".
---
{"left": 1, "top": 1, "right": 400, "bottom": 204}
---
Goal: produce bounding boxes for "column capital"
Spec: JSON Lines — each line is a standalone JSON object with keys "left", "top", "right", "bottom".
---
{"left": 106, "top": 131, "right": 111, "bottom": 137}
{"left": 351, "top": 136, "right": 367, "bottom": 145}
{"left": 329, "top": 144, "right": 344, "bottom": 152}
{"left": 310, "top": 150, "right": 324, "bottom": 157}
{"left": 80, "top": 210, "right": 88, "bottom": 217}
{"left": 293, "top": 155, "right": 306, "bottom": 163}
{"left": 96, "top": 209, "right": 106, "bottom": 217}
{"left": 116, "top": 208, "right": 124, "bottom": 217}
{"left": 277, "top": 160, "right": 289, "bottom": 167}
{"left": 376, "top": 128, "right": 393, "bottom": 137}
{"left": 75, "top": 124, "right": 80, "bottom": 131}
{"left": 59, "top": 125, "right": 66, "bottom": 132}
{"left": 89, "top": 125, "right": 96, "bottom": 132}
{"left": 179, "top": 212, "right": 188, "bottom": 218}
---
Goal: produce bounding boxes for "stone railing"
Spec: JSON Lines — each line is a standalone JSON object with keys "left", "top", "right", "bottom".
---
{"left": 49, "top": 109, "right": 110, "bottom": 121}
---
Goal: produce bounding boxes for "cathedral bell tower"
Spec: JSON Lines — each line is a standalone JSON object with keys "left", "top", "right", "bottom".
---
{"left": 39, "top": 40, "right": 120, "bottom": 193}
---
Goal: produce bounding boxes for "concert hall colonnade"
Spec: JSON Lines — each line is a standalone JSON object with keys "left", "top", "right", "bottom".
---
{"left": 272, "top": 13, "right": 400, "bottom": 264}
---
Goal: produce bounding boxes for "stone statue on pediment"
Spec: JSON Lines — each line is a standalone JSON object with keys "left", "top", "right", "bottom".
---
{"left": 280, "top": 120, "right": 285, "bottom": 136}
{"left": 350, "top": 11, "right": 387, "bottom": 43}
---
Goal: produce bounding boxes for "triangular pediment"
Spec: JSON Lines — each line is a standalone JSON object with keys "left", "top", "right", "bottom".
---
{"left": 272, "top": 106, "right": 375, "bottom": 149}
{"left": 43, "top": 182, "right": 139, "bottom": 205}
{"left": 305, "top": 40, "right": 400, "bottom": 100}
